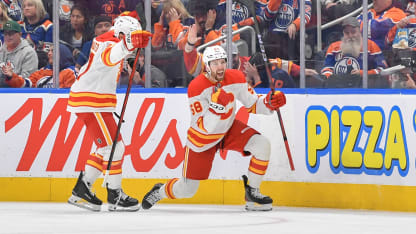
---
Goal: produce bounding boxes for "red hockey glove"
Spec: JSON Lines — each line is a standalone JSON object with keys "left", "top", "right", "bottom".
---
{"left": 264, "top": 90, "right": 286, "bottom": 110}
{"left": 124, "top": 30, "right": 152, "bottom": 51}
{"left": 209, "top": 88, "right": 235, "bottom": 114}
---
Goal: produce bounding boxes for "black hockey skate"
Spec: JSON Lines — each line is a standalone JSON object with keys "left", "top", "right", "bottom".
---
{"left": 242, "top": 175, "right": 273, "bottom": 211}
{"left": 68, "top": 171, "right": 102, "bottom": 212}
{"left": 141, "top": 183, "right": 164, "bottom": 210}
{"left": 107, "top": 187, "right": 140, "bottom": 211}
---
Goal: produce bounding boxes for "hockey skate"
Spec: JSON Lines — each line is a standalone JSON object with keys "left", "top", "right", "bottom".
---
{"left": 141, "top": 183, "right": 164, "bottom": 210}
{"left": 242, "top": 175, "right": 273, "bottom": 211}
{"left": 68, "top": 171, "right": 102, "bottom": 212}
{"left": 107, "top": 187, "right": 140, "bottom": 211}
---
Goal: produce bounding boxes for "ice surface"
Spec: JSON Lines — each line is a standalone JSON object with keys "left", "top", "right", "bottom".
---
{"left": 0, "top": 202, "right": 414, "bottom": 234}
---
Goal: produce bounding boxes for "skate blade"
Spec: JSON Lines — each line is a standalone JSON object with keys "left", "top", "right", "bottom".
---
{"left": 245, "top": 202, "right": 272, "bottom": 211}
{"left": 68, "top": 195, "right": 101, "bottom": 212}
{"left": 108, "top": 204, "right": 140, "bottom": 212}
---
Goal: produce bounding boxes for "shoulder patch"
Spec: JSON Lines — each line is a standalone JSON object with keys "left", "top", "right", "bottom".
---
{"left": 188, "top": 74, "right": 213, "bottom": 98}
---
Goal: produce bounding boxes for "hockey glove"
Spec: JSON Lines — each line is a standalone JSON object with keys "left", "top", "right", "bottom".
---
{"left": 264, "top": 90, "right": 286, "bottom": 111}
{"left": 209, "top": 88, "right": 235, "bottom": 115}
{"left": 124, "top": 30, "right": 152, "bottom": 51}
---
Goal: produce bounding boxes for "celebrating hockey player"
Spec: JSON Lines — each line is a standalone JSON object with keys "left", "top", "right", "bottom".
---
{"left": 66, "top": 11, "right": 151, "bottom": 212}
{"left": 142, "top": 45, "right": 286, "bottom": 211}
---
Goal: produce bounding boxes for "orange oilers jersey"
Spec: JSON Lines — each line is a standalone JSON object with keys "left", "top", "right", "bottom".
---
{"left": 67, "top": 30, "right": 131, "bottom": 113}
{"left": 186, "top": 69, "right": 273, "bottom": 152}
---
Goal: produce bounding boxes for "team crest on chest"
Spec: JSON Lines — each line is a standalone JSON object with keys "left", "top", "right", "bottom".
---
{"left": 232, "top": 2, "right": 249, "bottom": 24}
{"left": 276, "top": 4, "right": 294, "bottom": 30}
{"left": 334, "top": 57, "right": 360, "bottom": 74}
{"left": 408, "top": 28, "right": 416, "bottom": 48}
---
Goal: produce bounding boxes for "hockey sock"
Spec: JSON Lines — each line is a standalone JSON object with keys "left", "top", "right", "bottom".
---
{"left": 247, "top": 156, "right": 269, "bottom": 188}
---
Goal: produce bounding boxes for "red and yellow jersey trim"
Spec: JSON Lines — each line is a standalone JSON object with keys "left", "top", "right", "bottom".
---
{"left": 187, "top": 127, "right": 225, "bottom": 147}
{"left": 68, "top": 91, "right": 117, "bottom": 108}
{"left": 102, "top": 44, "right": 121, "bottom": 67}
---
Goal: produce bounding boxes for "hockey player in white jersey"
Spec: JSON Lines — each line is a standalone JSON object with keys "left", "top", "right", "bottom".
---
{"left": 67, "top": 11, "right": 151, "bottom": 212}
{"left": 142, "top": 45, "right": 286, "bottom": 211}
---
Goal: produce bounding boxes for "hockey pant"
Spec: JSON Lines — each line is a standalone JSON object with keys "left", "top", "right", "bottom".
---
{"left": 159, "top": 134, "right": 270, "bottom": 199}
{"left": 76, "top": 112, "right": 125, "bottom": 189}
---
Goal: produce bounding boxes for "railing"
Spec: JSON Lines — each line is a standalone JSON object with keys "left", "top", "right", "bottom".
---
{"left": 316, "top": 3, "right": 374, "bottom": 51}
{"left": 196, "top": 25, "right": 256, "bottom": 54}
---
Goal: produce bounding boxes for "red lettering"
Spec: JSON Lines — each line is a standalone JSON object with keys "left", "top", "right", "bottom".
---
{"left": 126, "top": 98, "right": 185, "bottom": 172}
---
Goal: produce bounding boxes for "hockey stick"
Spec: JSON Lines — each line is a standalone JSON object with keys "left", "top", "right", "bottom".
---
{"left": 102, "top": 49, "right": 141, "bottom": 187}
{"left": 244, "top": 1, "right": 295, "bottom": 171}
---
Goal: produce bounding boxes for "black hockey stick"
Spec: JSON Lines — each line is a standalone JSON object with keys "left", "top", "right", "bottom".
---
{"left": 102, "top": 49, "right": 141, "bottom": 186}
{"left": 244, "top": 1, "right": 295, "bottom": 171}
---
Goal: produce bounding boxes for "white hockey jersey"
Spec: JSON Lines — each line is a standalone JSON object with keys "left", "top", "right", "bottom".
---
{"left": 67, "top": 30, "right": 132, "bottom": 113}
{"left": 187, "top": 69, "right": 274, "bottom": 152}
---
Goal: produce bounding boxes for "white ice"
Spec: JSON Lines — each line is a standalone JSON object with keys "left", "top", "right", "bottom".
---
{"left": 0, "top": 202, "right": 414, "bottom": 234}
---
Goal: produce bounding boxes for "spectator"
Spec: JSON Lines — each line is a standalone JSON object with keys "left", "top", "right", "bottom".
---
{"left": 21, "top": 0, "right": 53, "bottom": 68}
{"left": 321, "top": 17, "right": 388, "bottom": 79}
{"left": 321, "top": 0, "right": 361, "bottom": 22}
{"left": 59, "top": 4, "right": 92, "bottom": 61}
{"left": 176, "top": 0, "right": 248, "bottom": 50}
{"left": 87, "top": 0, "right": 141, "bottom": 21}
{"left": 183, "top": 24, "right": 317, "bottom": 88}
{"left": 214, "top": 0, "right": 267, "bottom": 30}
{"left": 0, "top": 1, "right": 11, "bottom": 44}
{"left": 0, "top": 20, "right": 38, "bottom": 87}
{"left": 6, "top": 43, "right": 77, "bottom": 88}
{"left": 357, "top": 0, "right": 406, "bottom": 51}
{"left": 2, "top": 0, "right": 23, "bottom": 22}
{"left": 75, "top": 15, "right": 112, "bottom": 69}
{"left": 151, "top": 0, "right": 193, "bottom": 50}
{"left": 120, "top": 49, "right": 168, "bottom": 87}
{"left": 262, "top": 0, "right": 312, "bottom": 60}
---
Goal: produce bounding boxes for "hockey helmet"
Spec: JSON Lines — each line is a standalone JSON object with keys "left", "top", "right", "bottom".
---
{"left": 202, "top": 45, "right": 227, "bottom": 76}
{"left": 113, "top": 14, "right": 141, "bottom": 38}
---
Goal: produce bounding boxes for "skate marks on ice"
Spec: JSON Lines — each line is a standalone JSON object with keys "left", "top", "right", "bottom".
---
{"left": 0, "top": 203, "right": 415, "bottom": 234}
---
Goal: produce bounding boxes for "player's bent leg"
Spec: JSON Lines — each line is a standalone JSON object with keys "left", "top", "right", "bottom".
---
{"left": 101, "top": 142, "right": 139, "bottom": 211}
{"left": 243, "top": 134, "right": 273, "bottom": 211}
{"left": 142, "top": 178, "right": 200, "bottom": 210}
{"left": 68, "top": 171, "right": 103, "bottom": 212}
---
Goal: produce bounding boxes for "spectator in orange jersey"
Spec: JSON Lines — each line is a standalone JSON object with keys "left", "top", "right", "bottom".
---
{"left": 151, "top": 0, "right": 193, "bottom": 50}
{"left": 357, "top": 0, "right": 406, "bottom": 50}
{"left": 321, "top": 17, "right": 388, "bottom": 79}
{"left": 176, "top": 0, "right": 256, "bottom": 50}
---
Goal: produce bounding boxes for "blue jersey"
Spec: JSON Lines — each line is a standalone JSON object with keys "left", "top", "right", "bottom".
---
{"left": 214, "top": 0, "right": 267, "bottom": 30}
{"left": 263, "top": 0, "right": 312, "bottom": 33}
{"left": 21, "top": 17, "right": 53, "bottom": 51}
{"left": 357, "top": 6, "right": 406, "bottom": 50}
{"left": 321, "top": 40, "right": 387, "bottom": 78}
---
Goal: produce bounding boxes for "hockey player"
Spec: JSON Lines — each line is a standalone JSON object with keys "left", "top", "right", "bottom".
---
{"left": 66, "top": 11, "right": 151, "bottom": 212}
{"left": 142, "top": 45, "right": 286, "bottom": 211}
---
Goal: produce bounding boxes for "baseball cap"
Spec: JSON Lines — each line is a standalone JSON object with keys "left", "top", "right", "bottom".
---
{"left": 221, "top": 42, "right": 239, "bottom": 55}
{"left": 342, "top": 17, "right": 360, "bottom": 28}
{"left": 3, "top": 20, "right": 21, "bottom": 33}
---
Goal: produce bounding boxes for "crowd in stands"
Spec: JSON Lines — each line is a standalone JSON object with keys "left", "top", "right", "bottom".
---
{"left": 0, "top": 0, "right": 415, "bottom": 88}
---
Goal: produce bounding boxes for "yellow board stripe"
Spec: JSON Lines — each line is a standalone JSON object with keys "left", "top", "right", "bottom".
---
{"left": 3, "top": 178, "right": 416, "bottom": 212}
